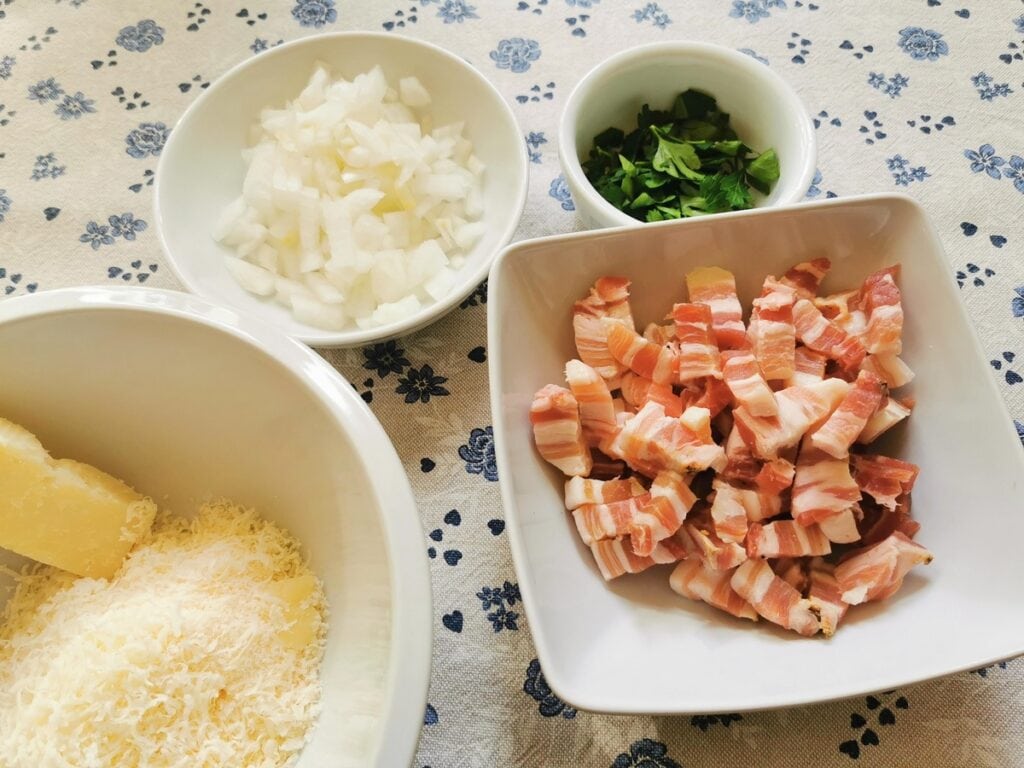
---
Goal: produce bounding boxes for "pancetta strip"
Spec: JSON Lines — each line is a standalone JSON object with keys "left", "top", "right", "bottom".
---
{"left": 861, "top": 353, "right": 915, "bottom": 388}
{"left": 671, "top": 302, "right": 722, "bottom": 382}
{"left": 565, "top": 359, "right": 618, "bottom": 447}
{"left": 686, "top": 266, "right": 747, "bottom": 349}
{"left": 629, "top": 471, "right": 697, "bottom": 556}
{"left": 772, "top": 557, "right": 808, "bottom": 593}
{"left": 709, "top": 479, "right": 750, "bottom": 543}
{"left": 693, "top": 376, "right": 733, "bottom": 418}
{"left": 834, "top": 531, "right": 932, "bottom": 605}
{"left": 791, "top": 439, "right": 861, "bottom": 526}
{"left": 732, "top": 378, "right": 849, "bottom": 459}
{"left": 572, "top": 494, "right": 652, "bottom": 544}
{"left": 792, "top": 298, "right": 866, "bottom": 371}
{"left": 858, "top": 396, "right": 912, "bottom": 443}
{"left": 603, "top": 318, "right": 678, "bottom": 385}
{"left": 817, "top": 507, "right": 861, "bottom": 543}
{"left": 573, "top": 276, "right": 633, "bottom": 380}
{"left": 564, "top": 476, "right": 647, "bottom": 510}
{"left": 609, "top": 402, "right": 727, "bottom": 476}
{"left": 861, "top": 268, "right": 903, "bottom": 355}
{"left": 851, "top": 454, "right": 920, "bottom": 511}
{"left": 779, "top": 258, "right": 831, "bottom": 299}
{"left": 810, "top": 370, "right": 885, "bottom": 458}
{"left": 786, "top": 346, "right": 828, "bottom": 387}
{"left": 807, "top": 557, "right": 848, "bottom": 637}
{"left": 749, "top": 278, "right": 796, "bottom": 380}
{"left": 530, "top": 384, "right": 592, "bottom": 476}
{"left": 730, "top": 559, "right": 820, "bottom": 636}
{"left": 722, "top": 349, "right": 779, "bottom": 417}
{"left": 670, "top": 560, "right": 758, "bottom": 621}
{"left": 590, "top": 534, "right": 688, "bottom": 581}
{"left": 746, "top": 520, "right": 831, "bottom": 558}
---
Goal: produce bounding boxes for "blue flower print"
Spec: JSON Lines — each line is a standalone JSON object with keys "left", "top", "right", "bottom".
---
{"left": 549, "top": 175, "right": 575, "bottom": 211}
{"left": 490, "top": 38, "right": 541, "bottom": 73}
{"left": 868, "top": 72, "right": 909, "bottom": 98}
{"left": 0, "top": 189, "right": 10, "bottom": 224}
{"left": 806, "top": 168, "right": 838, "bottom": 198}
{"left": 125, "top": 122, "right": 170, "bottom": 158}
{"left": 107, "top": 213, "right": 148, "bottom": 241}
{"left": 738, "top": 48, "right": 769, "bottom": 65}
{"left": 477, "top": 581, "right": 521, "bottom": 632}
{"left": 395, "top": 364, "right": 450, "bottom": 403}
{"left": 633, "top": 2, "right": 672, "bottom": 28}
{"left": 79, "top": 221, "right": 115, "bottom": 250}
{"left": 524, "top": 659, "right": 576, "bottom": 719}
{"left": 611, "top": 739, "right": 682, "bottom": 768}
{"left": 27, "top": 78, "right": 64, "bottom": 102}
{"left": 886, "top": 155, "right": 929, "bottom": 186}
{"left": 964, "top": 144, "right": 1006, "bottom": 179}
{"left": 1002, "top": 156, "right": 1024, "bottom": 194}
{"left": 971, "top": 72, "right": 1013, "bottom": 101}
{"left": 292, "top": 0, "right": 337, "bottom": 28}
{"left": 525, "top": 131, "right": 547, "bottom": 163}
{"left": 729, "top": 0, "right": 768, "bottom": 22}
{"left": 116, "top": 20, "right": 165, "bottom": 53}
{"left": 1013, "top": 287, "right": 1024, "bottom": 319}
{"left": 363, "top": 340, "right": 410, "bottom": 377}
{"left": 459, "top": 426, "right": 497, "bottom": 481}
{"left": 437, "top": 0, "right": 478, "bottom": 22}
{"left": 897, "top": 27, "right": 949, "bottom": 61}
{"left": 54, "top": 92, "right": 96, "bottom": 120}
{"left": 0, "top": 55, "right": 14, "bottom": 81}
{"left": 691, "top": 713, "right": 743, "bottom": 731}
{"left": 31, "top": 153, "right": 66, "bottom": 181}
{"left": 460, "top": 280, "right": 487, "bottom": 308}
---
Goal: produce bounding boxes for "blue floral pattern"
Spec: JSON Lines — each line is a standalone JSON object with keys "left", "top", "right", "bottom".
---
{"left": 633, "top": 2, "right": 672, "bottom": 29}
{"left": 458, "top": 426, "right": 497, "bottom": 481}
{"left": 436, "top": 0, "right": 478, "bottom": 23}
{"left": 476, "top": 581, "right": 520, "bottom": 631}
{"left": 490, "top": 38, "right": 541, "bottom": 73}
{"left": 30, "top": 153, "right": 65, "bottom": 180}
{"left": 115, "top": 20, "right": 165, "bottom": 53}
{"left": 125, "top": 122, "right": 170, "bottom": 158}
{"left": 292, "top": 0, "right": 337, "bottom": 28}
{"left": 611, "top": 739, "right": 682, "bottom": 768}
{"left": 897, "top": 27, "right": 949, "bottom": 61}
{"left": 549, "top": 174, "right": 575, "bottom": 211}
{"left": 524, "top": 659, "right": 576, "bottom": 718}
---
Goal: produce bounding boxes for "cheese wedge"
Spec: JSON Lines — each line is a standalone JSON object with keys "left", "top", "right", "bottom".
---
{"left": 0, "top": 417, "right": 155, "bottom": 579}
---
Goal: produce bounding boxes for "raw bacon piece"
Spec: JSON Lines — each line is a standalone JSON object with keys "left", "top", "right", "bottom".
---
{"left": 630, "top": 470, "right": 697, "bottom": 556}
{"left": 684, "top": 519, "right": 748, "bottom": 570}
{"left": 834, "top": 531, "right": 932, "bottom": 605}
{"left": 564, "top": 476, "right": 646, "bottom": 510}
{"left": 772, "top": 557, "right": 808, "bottom": 593}
{"left": 671, "top": 303, "right": 722, "bottom": 382}
{"left": 572, "top": 494, "right": 652, "bottom": 544}
{"left": 730, "top": 559, "right": 820, "bottom": 636}
{"left": 530, "top": 384, "right": 592, "bottom": 476}
{"left": 603, "top": 318, "right": 678, "bottom": 385}
{"left": 610, "top": 402, "right": 727, "bottom": 476}
{"left": 807, "top": 558, "right": 848, "bottom": 637}
{"left": 817, "top": 507, "right": 861, "bottom": 543}
{"left": 590, "top": 534, "right": 688, "bottom": 581}
{"left": 858, "top": 396, "right": 912, "bottom": 443}
{"left": 709, "top": 480, "right": 750, "bottom": 543}
{"left": 746, "top": 520, "right": 831, "bottom": 558}
{"left": 779, "top": 258, "right": 831, "bottom": 299}
{"left": 670, "top": 560, "right": 758, "bottom": 621}
{"left": 686, "top": 266, "right": 747, "bottom": 349}
{"left": 851, "top": 454, "right": 919, "bottom": 511}
{"left": 810, "top": 370, "right": 885, "bottom": 459}
{"left": 722, "top": 425, "right": 760, "bottom": 484}
{"left": 861, "top": 269, "right": 903, "bottom": 355}
{"left": 792, "top": 298, "right": 866, "bottom": 371}
{"left": 815, "top": 289, "right": 867, "bottom": 340}
{"left": 786, "top": 346, "right": 828, "bottom": 387}
{"left": 643, "top": 322, "right": 676, "bottom": 345}
{"left": 791, "top": 440, "right": 861, "bottom": 526}
{"left": 722, "top": 349, "right": 779, "bottom": 417}
{"left": 861, "top": 353, "right": 914, "bottom": 389}
{"left": 859, "top": 504, "right": 920, "bottom": 547}
{"left": 645, "top": 381, "right": 683, "bottom": 418}
{"left": 732, "top": 378, "right": 849, "bottom": 459}
{"left": 693, "top": 376, "right": 733, "bottom": 418}
{"left": 619, "top": 371, "right": 652, "bottom": 409}
{"left": 572, "top": 277, "right": 634, "bottom": 381}
{"left": 749, "top": 279, "right": 796, "bottom": 380}
{"left": 565, "top": 359, "right": 618, "bottom": 447}
{"left": 755, "top": 458, "right": 795, "bottom": 495}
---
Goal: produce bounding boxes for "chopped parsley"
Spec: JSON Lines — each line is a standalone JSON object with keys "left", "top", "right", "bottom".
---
{"left": 581, "top": 89, "right": 780, "bottom": 222}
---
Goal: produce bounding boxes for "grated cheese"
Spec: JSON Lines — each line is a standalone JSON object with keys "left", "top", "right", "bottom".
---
{"left": 0, "top": 501, "right": 327, "bottom": 768}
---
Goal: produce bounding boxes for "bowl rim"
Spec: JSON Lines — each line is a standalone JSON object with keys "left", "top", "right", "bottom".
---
{"left": 487, "top": 192, "right": 1024, "bottom": 714}
{"left": 0, "top": 286, "right": 433, "bottom": 765}
{"left": 557, "top": 40, "right": 817, "bottom": 228}
{"left": 153, "top": 30, "right": 529, "bottom": 348}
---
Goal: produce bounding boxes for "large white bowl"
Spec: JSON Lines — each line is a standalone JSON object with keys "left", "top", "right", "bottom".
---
{"left": 155, "top": 32, "right": 528, "bottom": 347}
{"left": 488, "top": 194, "right": 1024, "bottom": 714}
{"left": 0, "top": 288, "right": 431, "bottom": 767}
{"left": 559, "top": 42, "right": 816, "bottom": 230}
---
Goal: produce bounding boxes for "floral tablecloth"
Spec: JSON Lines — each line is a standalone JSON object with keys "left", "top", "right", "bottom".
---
{"left": 1, "top": 1, "right": 1023, "bottom": 766}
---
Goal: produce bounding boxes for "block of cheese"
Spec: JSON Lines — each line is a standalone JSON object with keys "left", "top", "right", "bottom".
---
{"left": 268, "top": 572, "right": 322, "bottom": 650}
{"left": 0, "top": 417, "right": 156, "bottom": 579}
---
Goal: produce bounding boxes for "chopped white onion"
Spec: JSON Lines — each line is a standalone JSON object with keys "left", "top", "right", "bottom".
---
{"left": 215, "top": 64, "right": 484, "bottom": 330}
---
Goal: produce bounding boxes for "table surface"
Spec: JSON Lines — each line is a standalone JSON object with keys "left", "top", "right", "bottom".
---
{"left": 2, "top": 1, "right": 1023, "bottom": 766}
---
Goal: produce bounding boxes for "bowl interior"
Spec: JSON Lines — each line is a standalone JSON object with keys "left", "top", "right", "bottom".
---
{"left": 0, "top": 297, "right": 416, "bottom": 766}
{"left": 562, "top": 45, "right": 814, "bottom": 225}
{"left": 156, "top": 33, "right": 526, "bottom": 346}
{"left": 489, "top": 195, "right": 1024, "bottom": 713}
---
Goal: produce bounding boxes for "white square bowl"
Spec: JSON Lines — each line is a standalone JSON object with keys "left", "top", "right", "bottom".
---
{"left": 488, "top": 194, "right": 1024, "bottom": 714}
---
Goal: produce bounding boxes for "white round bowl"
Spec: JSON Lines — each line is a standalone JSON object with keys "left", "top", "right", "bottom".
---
{"left": 0, "top": 287, "right": 431, "bottom": 767}
{"left": 155, "top": 32, "right": 528, "bottom": 347}
{"left": 558, "top": 42, "right": 816, "bottom": 230}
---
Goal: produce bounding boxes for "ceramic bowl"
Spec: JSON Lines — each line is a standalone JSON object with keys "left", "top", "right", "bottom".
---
{"left": 488, "top": 194, "right": 1024, "bottom": 713}
{"left": 558, "top": 41, "right": 816, "bottom": 229}
{"left": 0, "top": 287, "right": 431, "bottom": 766}
{"left": 155, "top": 32, "right": 528, "bottom": 347}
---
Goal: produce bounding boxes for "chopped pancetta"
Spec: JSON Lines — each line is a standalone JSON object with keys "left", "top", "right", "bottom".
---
{"left": 861, "top": 268, "right": 903, "bottom": 355}
{"left": 643, "top": 321, "right": 676, "bottom": 345}
{"left": 684, "top": 518, "right": 749, "bottom": 570}
{"left": 730, "top": 559, "right": 820, "bottom": 636}
{"left": 749, "top": 278, "right": 797, "bottom": 380}
{"left": 686, "top": 266, "right": 747, "bottom": 349}
{"left": 573, "top": 276, "right": 634, "bottom": 380}
{"left": 861, "top": 352, "right": 914, "bottom": 388}
{"left": 755, "top": 458, "right": 796, "bottom": 495}
{"left": 772, "top": 557, "right": 809, "bottom": 593}
{"left": 851, "top": 454, "right": 920, "bottom": 510}
{"left": 672, "top": 303, "right": 723, "bottom": 382}
{"left": 670, "top": 560, "right": 758, "bottom": 621}
{"left": 858, "top": 396, "right": 912, "bottom": 443}
{"left": 630, "top": 470, "right": 697, "bottom": 556}
{"left": 792, "top": 298, "right": 866, "bottom": 371}
{"left": 645, "top": 381, "right": 683, "bottom": 418}
{"left": 565, "top": 359, "right": 618, "bottom": 447}
{"left": 603, "top": 318, "right": 678, "bottom": 385}
{"left": 817, "top": 506, "right": 861, "bottom": 543}
{"left": 564, "top": 476, "right": 647, "bottom": 510}
{"left": 807, "top": 557, "right": 848, "bottom": 637}
{"left": 619, "top": 371, "right": 652, "bottom": 409}
{"left": 834, "top": 531, "right": 932, "bottom": 605}
{"left": 530, "top": 384, "right": 592, "bottom": 476}
{"left": 786, "top": 346, "right": 828, "bottom": 387}
{"left": 746, "top": 520, "right": 831, "bottom": 558}
{"left": 732, "top": 378, "right": 849, "bottom": 459}
{"left": 722, "top": 349, "right": 779, "bottom": 417}
{"left": 859, "top": 502, "right": 921, "bottom": 547}
{"left": 590, "top": 533, "right": 689, "bottom": 581}
{"left": 572, "top": 493, "right": 652, "bottom": 544}
{"left": 810, "top": 370, "right": 885, "bottom": 458}
{"left": 779, "top": 258, "right": 831, "bottom": 299}
{"left": 693, "top": 375, "right": 733, "bottom": 418}
{"left": 709, "top": 479, "right": 751, "bottom": 543}
{"left": 791, "top": 439, "right": 862, "bottom": 526}
{"left": 609, "top": 402, "right": 726, "bottom": 475}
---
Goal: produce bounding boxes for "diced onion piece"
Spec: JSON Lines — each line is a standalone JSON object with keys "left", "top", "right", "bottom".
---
{"left": 224, "top": 256, "right": 275, "bottom": 297}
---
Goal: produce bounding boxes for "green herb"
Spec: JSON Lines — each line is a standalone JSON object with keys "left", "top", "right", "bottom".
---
{"left": 581, "top": 89, "right": 781, "bottom": 221}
